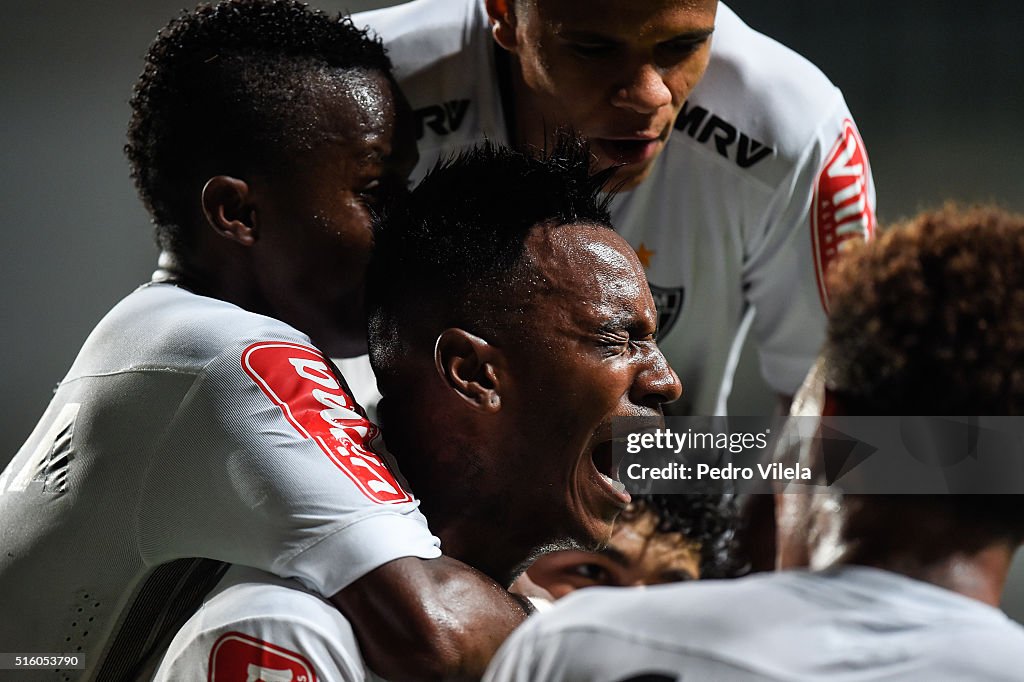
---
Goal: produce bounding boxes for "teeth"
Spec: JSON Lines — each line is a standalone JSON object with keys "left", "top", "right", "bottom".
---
{"left": 600, "top": 473, "right": 626, "bottom": 494}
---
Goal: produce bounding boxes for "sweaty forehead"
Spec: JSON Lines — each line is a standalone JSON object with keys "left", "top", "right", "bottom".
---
{"left": 529, "top": 222, "right": 633, "bottom": 276}
{"left": 287, "top": 68, "right": 395, "bottom": 155}
{"left": 525, "top": 223, "right": 652, "bottom": 325}
{"left": 326, "top": 69, "right": 395, "bottom": 139}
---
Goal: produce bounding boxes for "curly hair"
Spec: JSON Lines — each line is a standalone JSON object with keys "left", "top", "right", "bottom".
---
{"left": 824, "top": 203, "right": 1024, "bottom": 415}
{"left": 125, "top": 0, "right": 391, "bottom": 255}
{"left": 823, "top": 204, "right": 1024, "bottom": 543}
{"left": 624, "top": 493, "right": 742, "bottom": 578}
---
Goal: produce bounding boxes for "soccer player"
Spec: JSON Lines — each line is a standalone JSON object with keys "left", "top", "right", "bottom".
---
{"left": 484, "top": 205, "right": 1024, "bottom": 681}
{"left": 152, "top": 138, "right": 682, "bottom": 680}
{"left": 521, "top": 493, "right": 739, "bottom": 601}
{"left": 353, "top": 0, "right": 876, "bottom": 415}
{"left": 0, "top": 3, "right": 537, "bottom": 680}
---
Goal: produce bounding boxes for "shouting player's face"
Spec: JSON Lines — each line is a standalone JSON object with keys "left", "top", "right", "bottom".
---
{"left": 495, "top": 224, "right": 682, "bottom": 546}
{"left": 491, "top": 0, "right": 718, "bottom": 189}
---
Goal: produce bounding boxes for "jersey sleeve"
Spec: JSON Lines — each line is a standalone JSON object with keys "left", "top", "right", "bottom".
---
{"left": 153, "top": 569, "right": 367, "bottom": 682}
{"left": 136, "top": 337, "right": 441, "bottom": 597}
{"left": 743, "top": 93, "right": 876, "bottom": 396}
{"left": 482, "top": 615, "right": 548, "bottom": 682}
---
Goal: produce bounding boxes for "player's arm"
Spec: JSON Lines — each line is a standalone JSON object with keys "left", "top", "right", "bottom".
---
{"left": 745, "top": 98, "right": 875, "bottom": 404}
{"left": 332, "top": 555, "right": 529, "bottom": 682}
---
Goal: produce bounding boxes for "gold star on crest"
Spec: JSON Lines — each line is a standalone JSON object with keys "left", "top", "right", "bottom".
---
{"left": 634, "top": 242, "right": 655, "bottom": 269}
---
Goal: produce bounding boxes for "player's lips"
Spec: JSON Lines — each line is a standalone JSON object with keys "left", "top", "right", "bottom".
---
{"left": 589, "top": 439, "right": 630, "bottom": 507}
{"left": 592, "top": 135, "right": 663, "bottom": 166}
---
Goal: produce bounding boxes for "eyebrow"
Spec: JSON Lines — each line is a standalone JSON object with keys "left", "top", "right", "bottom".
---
{"left": 595, "top": 314, "right": 633, "bottom": 335}
{"left": 662, "top": 28, "right": 716, "bottom": 43}
{"left": 557, "top": 28, "right": 716, "bottom": 44}
{"left": 597, "top": 545, "right": 632, "bottom": 568}
{"left": 595, "top": 311, "right": 657, "bottom": 338}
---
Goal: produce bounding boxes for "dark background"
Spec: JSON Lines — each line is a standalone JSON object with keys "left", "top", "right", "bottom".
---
{"left": 3, "top": 0, "right": 1022, "bottom": 614}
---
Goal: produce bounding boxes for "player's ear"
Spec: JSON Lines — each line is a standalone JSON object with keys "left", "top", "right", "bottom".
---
{"left": 201, "top": 175, "right": 257, "bottom": 246}
{"left": 434, "top": 328, "right": 503, "bottom": 413}
{"left": 485, "top": 0, "right": 518, "bottom": 52}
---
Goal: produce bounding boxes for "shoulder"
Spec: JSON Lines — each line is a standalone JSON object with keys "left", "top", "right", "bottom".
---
{"left": 355, "top": 0, "right": 486, "bottom": 85}
{"left": 487, "top": 577, "right": 790, "bottom": 681}
{"left": 199, "top": 568, "right": 356, "bottom": 637}
{"left": 354, "top": 0, "right": 500, "bottom": 156}
{"left": 72, "top": 284, "right": 312, "bottom": 377}
{"left": 669, "top": 3, "right": 852, "bottom": 187}
{"left": 701, "top": 3, "right": 846, "bottom": 148}
{"left": 157, "top": 567, "right": 366, "bottom": 682}
{"left": 523, "top": 572, "right": 790, "bottom": 646}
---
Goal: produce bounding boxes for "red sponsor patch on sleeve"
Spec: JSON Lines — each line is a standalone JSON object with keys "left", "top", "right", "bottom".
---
{"left": 242, "top": 341, "right": 412, "bottom": 505}
{"left": 209, "top": 631, "right": 317, "bottom": 682}
{"left": 811, "top": 119, "right": 876, "bottom": 310}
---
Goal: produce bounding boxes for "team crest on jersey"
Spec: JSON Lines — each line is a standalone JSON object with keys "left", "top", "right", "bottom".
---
{"left": 649, "top": 284, "right": 685, "bottom": 340}
{"left": 242, "top": 342, "right": 412, "bottom": 505}
{"left": 811, "top": 119, "right": 875, "bottom": 310}
{"left": 209, "top": 631, "right": 316, "bottom": 682}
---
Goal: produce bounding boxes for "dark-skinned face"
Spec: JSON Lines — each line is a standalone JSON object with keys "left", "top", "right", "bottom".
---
{"left": 494, "top": 224, "right": 682, "bottom": 547}
{"left": 524, "top": 507, "right": 701, "bottom": 598}
{"left": 505, "top": 0, "right": 718, "bottom": 189}
{"left": 248, "top": 69, "right": 417, "bottom": 327}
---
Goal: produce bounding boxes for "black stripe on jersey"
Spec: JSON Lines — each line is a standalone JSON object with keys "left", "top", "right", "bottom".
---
{"left": 95, "top": 558, "right": 228, "bottom": 682}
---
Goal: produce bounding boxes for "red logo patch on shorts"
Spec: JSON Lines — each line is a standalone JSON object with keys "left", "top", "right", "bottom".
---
{"left": 812, "top": 119, "right": 875, "bottom": 310}
{"left": 242, "top": 342, "right": 412, "bottom": 504}
{"left": 209, "top": 631, "right": 316, "bottom": 682}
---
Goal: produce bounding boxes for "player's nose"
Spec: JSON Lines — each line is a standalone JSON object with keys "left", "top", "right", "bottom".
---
{"left": 611, "top": 63, "right": 673, "bottom": 115}
{"left": 631, "top": 346, "right": 683, "bottom": 409}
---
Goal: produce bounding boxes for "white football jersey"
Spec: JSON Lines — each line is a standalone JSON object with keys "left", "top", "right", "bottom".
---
{"left": 354, "top": 0, "right": 876, "bottom": 414}
{"left": 153, "top": 566, "right": 377, "bottom": 682}
{"left": 0, "top": 283, "right": 440, "bottom": 681}
{"left": 485, "top": 566, "right": 1024, "bottom": 682}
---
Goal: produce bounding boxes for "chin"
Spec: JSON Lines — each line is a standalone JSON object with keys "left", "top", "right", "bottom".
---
{"left": 573, "top": 512, "right": 617, "bottom": 550}
{"left": 587, "top": 156, "right": 655, "bottom": 192}
{"left": 611, "top": 164, "right": 656, "bottom": 191}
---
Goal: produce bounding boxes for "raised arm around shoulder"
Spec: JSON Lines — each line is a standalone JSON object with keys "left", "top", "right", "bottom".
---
{"left": 331, "top": 555, "right": 529, "bottom": 681}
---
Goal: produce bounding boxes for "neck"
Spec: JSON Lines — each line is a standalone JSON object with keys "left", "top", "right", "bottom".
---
{"left": 153, "top": 249, "right": 367, "bottom": 358}
{"left": 409, "top": 468, "right": 538, "bottom": 589}
{"left": 815, "top": 500, "right": 1016, "bottom": 608}
{"left": 270, "top": 291, "right": 369, "bottom": 358}
{"left": 388, "top": 425, "right": 537, "bottom": 587}
{"left": 429, "top": 513, "right": 532, "bottom": 589}
{"left": 843, "top": 542, "right": 1013, "bottom": 608}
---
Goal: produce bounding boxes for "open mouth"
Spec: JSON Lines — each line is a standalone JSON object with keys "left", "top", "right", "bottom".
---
{"left": 593, "top": 138, "right": 661, "bottom": 166}
{"left": 591, "top": 440, "right": 630, "bottom": 505}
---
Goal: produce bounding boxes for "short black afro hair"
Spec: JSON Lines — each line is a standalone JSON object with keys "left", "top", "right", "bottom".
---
{"left": 366, "top": 134, "right": 615, "bottom": 383}
{"left": 125, "top": 0, "right": 391, "bottom": 254}
{"left": 624, "top": 493, "right": 742, "bottom": 578}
